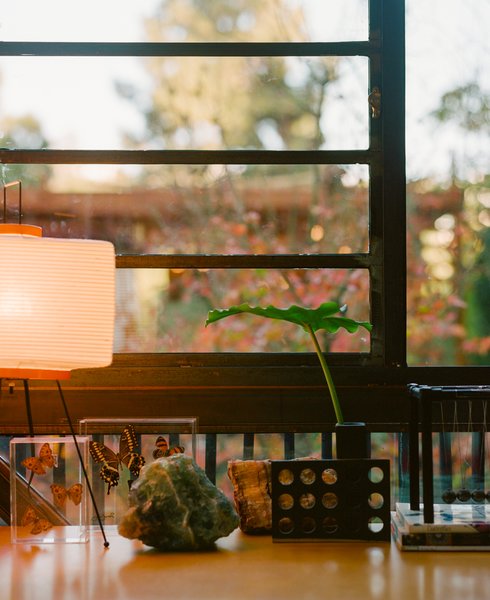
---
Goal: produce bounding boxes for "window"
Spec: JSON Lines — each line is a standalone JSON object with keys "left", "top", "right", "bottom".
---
{"left": 406, "top": 1, "right": 490, "bottom": 367}
{"left": 1, "top": 1, "right": 409, "bottom": 434}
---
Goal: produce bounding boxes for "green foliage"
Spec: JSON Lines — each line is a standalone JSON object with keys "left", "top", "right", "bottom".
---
{"left": 0, "top": 116, "right": 51, "bottom": 186}
{"left": 206, "top": 302, "right": 372, "bottom": 424}
{"left": 431, "top": 82, "right": 490, "bottom": 133}
{"left": 206, "top": 302, "right": 372, "bottom": 335}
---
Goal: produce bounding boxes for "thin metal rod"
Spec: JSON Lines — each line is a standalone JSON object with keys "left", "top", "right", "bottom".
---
{"left": 56, "top": 381, "right": 110, "bottom": 548}
{"left": 22, "top": 379, "right": 35, "bottom": 437}
{"left": 22, "top": 380, "right": 36, "bottom": 492}
{"left": 409, "top": 393, "right": 420, "bottom": 510}
{"left": 3, "top": 180, "right": 22, "bottom": 224}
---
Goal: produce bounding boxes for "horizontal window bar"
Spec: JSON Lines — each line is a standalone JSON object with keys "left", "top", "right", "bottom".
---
{"left": 0, "top": 149, "right": 377, "bottom": 165}
{"left": 0, "top": 41, "right": 378, "bottom": 58}
{"left": 116, "top": 254, "right": 374, "bottom": 269}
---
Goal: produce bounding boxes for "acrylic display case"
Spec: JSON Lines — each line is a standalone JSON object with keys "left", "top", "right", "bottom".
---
{"left": 79, "top": 417, "right": 198, "bottom": 527}
{"left": 407, "top": 384, "right": 490, "bottom": 523}
{"left": 10, "top": 436, "right": 89, "bottom": 544}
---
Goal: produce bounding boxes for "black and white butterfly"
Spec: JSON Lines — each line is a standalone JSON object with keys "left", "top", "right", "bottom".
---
{"left": 89, "top": 425, "right": 145, "bottom": 494}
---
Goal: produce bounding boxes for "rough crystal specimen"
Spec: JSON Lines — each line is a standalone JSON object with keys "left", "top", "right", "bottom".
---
{"left": 227, "top": 460, "right": 272, "bottom": 533}
{"left": 118, "top": 454, "right": 239, "bottom": 550}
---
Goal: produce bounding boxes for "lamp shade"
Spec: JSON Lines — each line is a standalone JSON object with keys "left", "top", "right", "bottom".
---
{"left": 0, "top": 225, "right": 115, "bottom": 379}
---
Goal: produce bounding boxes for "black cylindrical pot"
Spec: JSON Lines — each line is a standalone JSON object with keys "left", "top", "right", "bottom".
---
{"left": 335, "top": 422, "right": 371, "bottom": 459}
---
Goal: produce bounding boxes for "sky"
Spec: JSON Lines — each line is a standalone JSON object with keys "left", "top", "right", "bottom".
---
{"left": 0, "top": 0, "right": 489, "bottom": 182}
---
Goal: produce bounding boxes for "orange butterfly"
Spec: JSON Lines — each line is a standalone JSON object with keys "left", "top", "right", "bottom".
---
{"left": 50, "top": 483, "right": 83, "bottom": 508}
{"left": 21, "top": 443, "right": 55, "bottom": 475}
{"left": 152, "top": 436, "right": 185, "bottom": 459}
{"left": 21, "top": 506, "right": 53, "bottom": 535}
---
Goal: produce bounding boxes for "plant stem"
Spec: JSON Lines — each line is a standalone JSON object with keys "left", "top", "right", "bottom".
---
{"left": 305, "top": 324, "right": 344, "bottom": 424}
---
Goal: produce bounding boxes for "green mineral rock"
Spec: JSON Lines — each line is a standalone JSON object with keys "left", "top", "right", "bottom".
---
{"left": 118, "top": 454, "right": 239, "bottom": 550}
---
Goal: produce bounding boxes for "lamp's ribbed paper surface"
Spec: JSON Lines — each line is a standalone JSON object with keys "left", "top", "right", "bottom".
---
{"left": 0, "top": 234, "right": 115, "bottom": 372}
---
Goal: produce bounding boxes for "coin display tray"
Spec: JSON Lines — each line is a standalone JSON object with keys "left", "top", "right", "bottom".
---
{"left": 271, "top": 459, "right": 391, "bottom": 542}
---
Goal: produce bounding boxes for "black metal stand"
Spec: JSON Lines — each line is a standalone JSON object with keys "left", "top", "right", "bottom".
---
{"left": 56, "top": 381, "right": 109, "bottom": 548}
{"left": 407, "top": 383, "right": 490, "bottom": 524}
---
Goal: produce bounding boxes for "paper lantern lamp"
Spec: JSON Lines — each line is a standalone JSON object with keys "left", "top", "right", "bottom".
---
{"left": 0, "top": 223, "right": 115, "bottom": 380}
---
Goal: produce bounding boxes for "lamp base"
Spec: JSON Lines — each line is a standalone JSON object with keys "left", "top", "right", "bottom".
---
{"left": 0, "top": 369, "right": 71, "bottom": 380}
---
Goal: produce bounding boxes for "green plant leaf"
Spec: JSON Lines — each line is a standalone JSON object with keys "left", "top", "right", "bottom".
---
{"left": 205, "top": 302, "right": 372, "bottom": 335}
{"left": 205, "top": 301, "right": 372, "bottom": 425}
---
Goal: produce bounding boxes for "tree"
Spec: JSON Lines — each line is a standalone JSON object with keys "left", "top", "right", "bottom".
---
{"left": 406, "top": 79, "right": 490, "bottom": 365}
{"left": 119, "top": 0, "right": 338, "bottom": 156}
{"left": 114, "top": 0, "right": 371, "bottom": 354}
{"left": 0, "top": 115, "right": 51, "bottom": 187}
{"left": 431, "top": 82, "right": 490, "bottom": 134}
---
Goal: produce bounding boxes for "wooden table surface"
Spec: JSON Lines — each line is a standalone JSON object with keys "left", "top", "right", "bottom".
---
{"left": 0, "top": 526, "right": 489, "bottom": 600}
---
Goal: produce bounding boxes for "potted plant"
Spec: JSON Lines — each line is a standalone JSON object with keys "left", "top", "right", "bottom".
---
{"left": 205, "top": 301, "right": 373, "bottom": 459}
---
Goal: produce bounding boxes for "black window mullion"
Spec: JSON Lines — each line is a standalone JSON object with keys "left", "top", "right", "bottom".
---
{"left": 380, "top": 0, "right": 406, "bottom": 369}
{"left": 368, "top": 0, "right": 385, "bottom": 364}
{"left": 370, "top": 159, "right": 385, "bottom": 365}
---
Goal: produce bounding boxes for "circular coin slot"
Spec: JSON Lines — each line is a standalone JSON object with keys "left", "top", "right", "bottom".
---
{"left": 322, "top": 468, "right": 338, "bottom": 485}
{"left": 278, "top": 493, "right": 294, "bottom": 510}
{"left": 278, "top": 517, "right": 295, "bottom": 534}
{"left": 322, "top": 516, "right": 339, "bottom": 535}
{"left": 368, "top": 466, "right": 384, "bottom": 484}
{"left": 367, "top": 516, "right": 384, "bottom": 533}
{"left": 299, "top": 492, "right": 316, "bottom": 510}
{"left": 322, "top": 492, "right": 338, "bottom": 509}
{"left": 368, "top": 492, "right": 384, "bottom": 510}
{"left": 278, "top": 468, "right": 294, "bottom": 485}
{"left": 301, "top": 517, "right": 316, "bottom": 534}
{"left": 300, "top": 467, "right": 316, "bottom": 485}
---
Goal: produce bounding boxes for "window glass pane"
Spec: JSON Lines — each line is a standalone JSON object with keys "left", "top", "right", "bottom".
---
{"left": 406, "top": 0, "right": 490, "bottom": 365}
{"left": 0, "top": 56, "right": 368, "bottom": 150}
{"left": 2, "top": 164, "right": 369, "bottom": 254}
{"left": 3, "top": 0, "right": 368, "bottom": 43}
{"left": 115, "top": 268, "right": 371, "bottom": 352}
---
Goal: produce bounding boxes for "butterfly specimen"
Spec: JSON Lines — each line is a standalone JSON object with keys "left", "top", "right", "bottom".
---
{"left": 89, "top": 425, "right": 145, "bottom": 494}
{"left": 152, "top": 435, "right": 185, "bottom": 459}
{"left": 21, "top": 506, "right": 53, "bottom": 535}
{"left": 50, "top": 483, "right": 83, "bottom": 508}
{"left": 21, "top": 443, "right": 56, "bottom": 475}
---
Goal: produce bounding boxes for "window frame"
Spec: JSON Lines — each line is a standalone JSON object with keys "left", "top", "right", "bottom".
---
{"left": 4, "top": 0, "right": 478, "bottom": 436}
